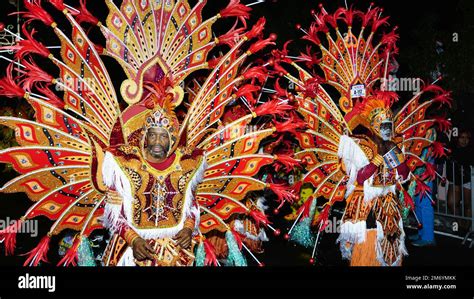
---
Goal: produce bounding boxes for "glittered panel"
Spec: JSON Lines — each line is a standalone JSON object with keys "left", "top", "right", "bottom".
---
{"left": 51, "top": 191, "right": 104, "bottom": 235}
{"left": 0, "top": 147, "right": 90, "bottom": 174}
{"left": 199, "top": 212, "right": 227, "bottom": 233}
{"left": 197, "top": 177, "right": 266, "bottom": 201}
{"left": 28, "top": 98, "right": 89, "bottom": 143}
{"left": 26, "top": 180, "right": 92, "bottom": 220}
{"left": 2, "top": 167, "right": 90, "bottom": 200}
{"left": 200, "top": 116, "right": 253, "bottom": 151}
{"left": 205, "top": 156, "right": 274, "bottom": 178}
{"left": 187, "top": 50, "right": 245, "bottom": 147}
{"left": 205, "top": 129, "right": 274, "bottom": 166}
{"left": 0, "top": 117, "right": 90, "bottom": 152}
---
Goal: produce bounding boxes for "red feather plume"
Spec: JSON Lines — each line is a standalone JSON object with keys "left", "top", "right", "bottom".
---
{"left": 203, "top": 240, "right": 218, "bottom": 266}
{"left": 296, "top": 195, "right": 314, "bottom": 219}
{"left": 219, "top": 0, "right": 251, "bottom": 24}
{"left": 253, "top": 99, "right": 292, "bottom": 117}
{"left": 415, "top": 179, "right": 432, "bottom": 198}
{"left": 241, "top": 66, "right": 268, "bottom": 84}
{"left": 0, "top": 219, "right": 23, "bottom": 256}
{"left": 57, "top": 236, "right": 81, "bottom": 266}
{"left": 431, "top": 92, "right": 452, "bottom": 108}
{"left": 0, "top": 64, "right": 25, "bottom": 98}
{"left": 245, "top": 17, "right": 266, "bottom": 40}
{"left": 49, "top": 0, "right": 66, "bottom": 11}
{"left": 315, "top": 204, "right": 331, "bottom": 231}
{"left": 18, "top": 0, "right": 55, "bottom": 26}
{"left": 2, "top": 25, "right": 50, "bottom": 59}
{"left": 74, "top": 0, "right": 99, "bottom": 26}
{"left": 402, "top": 188, "right": 415, "bottom": 210}
{"left": 36, "top": 84, "right": 64, "bottom": 109}
{"left": 432, "top": 115, "right": 452, "bottom": 132}
{"left": 19, "top": 58, "right": 54, "bottom": 91}
{"left": 268, "top": 183, "right": 297, "bottom": 205}
{"left": 249, "top": 210, "right": 271, "bottom": 227}
{"left": 248, "top": 35, "right": 276, "bottom": 54}
{"left": 218, "top": 21, "right": 245, "bottom": 48}
{"left": 274, "top": 154, "right": 301, "bottom": 173}
{"left": 431, "top": 141, "right": 448, "bottom": 158}
{"left": 22, "top": 235, "right": 50, "bottom": 266}
{"left": 420, "top": 163, "right": 437, "bottom": 182}
{"left": 274, "top": 114, "right": 306, "bottom": 134}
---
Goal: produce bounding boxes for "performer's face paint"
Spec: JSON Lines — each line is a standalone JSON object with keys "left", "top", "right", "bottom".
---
{"left": 145, "top": 127, "right": 170, "bottom": 161}
{"left": 379, "top": 121, "right": 393, "bottom": 141}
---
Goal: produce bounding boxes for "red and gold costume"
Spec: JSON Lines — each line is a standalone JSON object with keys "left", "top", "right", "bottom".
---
{"left": 0, "top": 0, "right": 296, "bottom": 266}
{"left": 271, "top": 4, "right": 451, "bottom": 266}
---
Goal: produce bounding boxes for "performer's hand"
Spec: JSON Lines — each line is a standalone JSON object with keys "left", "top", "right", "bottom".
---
{"left": 175, "top": 227, "right": 193, "bottom": 249}
{"left": 132, "top": 238, "right": 154, "bottom": 261}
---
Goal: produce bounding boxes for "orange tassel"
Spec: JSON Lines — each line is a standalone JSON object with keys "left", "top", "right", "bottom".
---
{"left": 350, "top": 230, "right": 381, "bottom": 266}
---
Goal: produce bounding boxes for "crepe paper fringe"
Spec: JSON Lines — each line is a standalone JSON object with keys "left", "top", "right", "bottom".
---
{"left": 225, "top": 231, "right": 247, "bottom": 266}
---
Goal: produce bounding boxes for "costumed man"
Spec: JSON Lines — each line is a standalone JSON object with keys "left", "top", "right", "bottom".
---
{"left": 100, "top": 90, "right": 204, "bottom": 266}
{"left": 337, "top": 98, "right": 410, "bottom": 266}
{"left": 0, "top": 0, "right": 295, "bottom": 266}
{"left": 270, "top": 3, "right": 451, "bottom": 266}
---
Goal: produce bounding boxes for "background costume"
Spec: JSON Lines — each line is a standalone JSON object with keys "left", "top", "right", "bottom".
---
{"left": 270, "top": 3, "right": 451, "bottom": 266}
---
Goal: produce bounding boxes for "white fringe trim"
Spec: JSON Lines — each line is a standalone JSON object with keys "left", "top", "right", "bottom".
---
{"left": 102, "top": 152, "right": 133, "bottom": 233}
{"left": 117, "top": 247, "right": 136, "bottom": 266}
{"left": 256, "top": 196, "right": 268, "bottom": 211}
{"left": 363, "top": 182, "right": 397, "bottom": 203}
{"left": 102, "top": 151, "right": 206, "bottom": 240}
{"left": 336, "top": 220, "right": 367, "bottom": 246}
{"left": 337, "top": 135, "right": 369, "bottom": 198}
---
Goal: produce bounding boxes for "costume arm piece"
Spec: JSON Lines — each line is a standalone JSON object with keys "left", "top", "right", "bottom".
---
{"left": 396, "top": 161, "right": 410, "bottom": 181}
{"left": 356, "top": 155, "right": 383, "bottom": 185}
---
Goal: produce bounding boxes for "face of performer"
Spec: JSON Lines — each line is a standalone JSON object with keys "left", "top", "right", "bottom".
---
{"left": 458, "top": 132, "right": 471, "bottom": 148}
{"left": 379, "top": 121, "right": 393, "bottom": 141}
{"left": 145, "top": 127, "right": 170, "bottom": 162}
